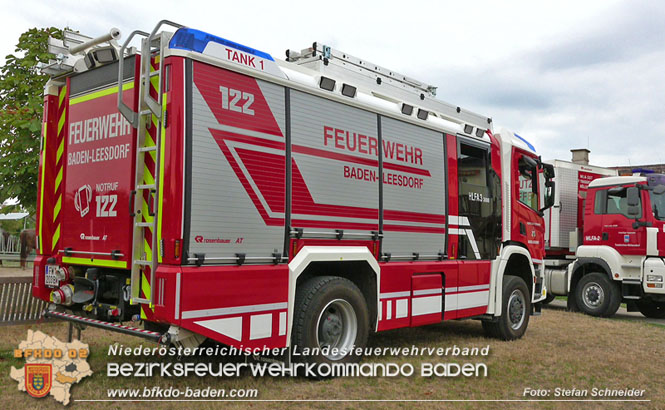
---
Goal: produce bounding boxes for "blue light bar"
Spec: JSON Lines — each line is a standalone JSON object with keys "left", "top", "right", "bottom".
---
{"left": 514, "top": 133, "right": 536, "bottom": 152}
{"left": 169, "top": 28, "right": 274, "bottom": 61}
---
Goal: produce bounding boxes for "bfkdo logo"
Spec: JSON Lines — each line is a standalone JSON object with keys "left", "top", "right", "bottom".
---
{"left": 26, "top": 364, "right": 52, "bottom": 398}
{"left": 10, "top": 330, "right": 93, "bottom": 405}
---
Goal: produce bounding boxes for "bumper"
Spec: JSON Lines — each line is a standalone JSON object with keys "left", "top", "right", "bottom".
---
{"left": 44, "top": 309, "right": 164, "bottom": 343}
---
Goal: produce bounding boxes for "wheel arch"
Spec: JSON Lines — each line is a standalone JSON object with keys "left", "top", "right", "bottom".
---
{"left": 287, "top": 246, "right": 379, "bottom": 347}
{"left": 490, "top": 245, "right": 536, "bottom": 316}
{"left": 568, "top": 257, "right": 613, "bottom": 294}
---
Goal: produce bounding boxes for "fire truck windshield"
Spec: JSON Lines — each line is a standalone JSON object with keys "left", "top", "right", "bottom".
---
{"left": 650, "top": 187, "right": 665, "bottom": 220}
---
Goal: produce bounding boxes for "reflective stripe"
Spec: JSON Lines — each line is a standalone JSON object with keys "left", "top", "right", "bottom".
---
{"left": 413, "top": 288, "right": 442, "bottom": 296}
{"left": 58, "top": 85, "right": 67, "bottom": 105}
{"left": 51, "top": 86, "right": 67, "bottom": 253}
{"left": 157, "top": 92, "right": 168, "bottom": 263}
{"left": 379, "top": 291, "right": 411, "bottom": 299}
{"left": 448, "top": 215, "right": 470, "bottom": 226}
{"left": 458, "top": 284, "right": 490, "bottom": 292}
{"left": 52, "top": 196, "right": 61, "bottom": 222}
{"left": 62, "top": 256, "right": 127, "bottom": 269}
{"left": 69, "top": 82, "right": 133, "bottom": 105}
{"left": 141, "top": 272, "right": 151, "bottom": 301}
{"left": 182, "top": 302, "right": 288, "bottom": 320}
{"left": 175, "top": 272, "right": 181, "bottom": 320}
{"left": 412, "top": 295, "right": 441, "bottom": 316}
{"left": 57, "top": 109, "right": 66, "bottom": 137}
{"left": 38, "top": 121, "right": 47, "bottom": 252}
{"left": 54, "top": 167, "right": 63, "bottom": 192}
{"left": 445, "top": 284, "right": 490, "bottom": 294}
{"left": 56, "top": 139, "right": 64, "bottom": 164}
{"left": 51, "top": 225, "right": 60, "bottom": 252}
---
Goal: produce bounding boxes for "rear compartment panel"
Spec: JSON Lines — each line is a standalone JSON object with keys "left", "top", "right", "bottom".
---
{"left": 187, "top": 61, "right": 286, "bottom": 261}
{"left": 58, "top": 60, "right": 137, "bottom": 266}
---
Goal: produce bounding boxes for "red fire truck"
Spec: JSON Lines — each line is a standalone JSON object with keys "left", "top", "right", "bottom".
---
{"left": 544, "top": 167, "right": 665, "bottom": 318}
{"left": 34, "top": 21, "right": 554, "bottom": 364}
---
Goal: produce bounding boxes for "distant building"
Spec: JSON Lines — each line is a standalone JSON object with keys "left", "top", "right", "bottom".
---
{"left": 611, "top": 164, "right": 665, "bottom": 176}
{"left": 567, "top": 148, "right": 665, "bottom": 175}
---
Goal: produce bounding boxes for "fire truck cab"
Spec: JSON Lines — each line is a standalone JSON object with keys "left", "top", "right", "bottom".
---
{"left": 546, "top": 173, "right": 665, "bottom": 318}
{"left": 33, "top": 21, "right": 555, "bottom": 364}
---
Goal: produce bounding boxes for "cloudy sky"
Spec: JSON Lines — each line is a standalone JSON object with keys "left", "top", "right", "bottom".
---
{"left": 1, "top": 0, "right": 663, "bottom": 167}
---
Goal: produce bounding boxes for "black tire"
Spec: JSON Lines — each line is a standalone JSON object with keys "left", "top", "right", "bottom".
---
{"left": 542, "top": 292, "right": 556, "bottom": 305}
{"left": 566, "top": 294, "right": 580, "bottom": 312}
{"left": 291, "top": 276, "right": 369, "bottom": 366}
{"left": 635, "top": 300, "right": 665, "bottom": 319}
{"left": 574, "top": 272, "right": 621, "bottom": 317}
{"left": 482, "top": 276, "right": 530, "bottom": 340}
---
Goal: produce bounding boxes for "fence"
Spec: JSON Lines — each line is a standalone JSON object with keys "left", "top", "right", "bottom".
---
{"left": 0, "top": 234, "right": 20, "bottom": 253}
{"left": 0, "top": 276, "right": 47, "bottom": 325}
{"left": 0, "top": 233, "right": 34, "bottom": 263}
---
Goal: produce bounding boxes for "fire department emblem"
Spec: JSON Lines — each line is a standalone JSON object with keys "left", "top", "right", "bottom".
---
{"left": 25, "top": 364, "right": 52, "bottom": 398}
{"left": 74, "top": 184, "right": 92, "bottom": 217}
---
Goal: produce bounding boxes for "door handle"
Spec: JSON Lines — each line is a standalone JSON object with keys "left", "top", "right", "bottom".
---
{"left": 519, "top": 223, "right": 526, "bottom": 235}
{"left": 602, "top": 232, "right": 608, "bottom": 240}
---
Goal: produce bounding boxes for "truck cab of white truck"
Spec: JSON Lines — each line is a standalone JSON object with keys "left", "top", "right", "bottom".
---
{"left": 546, "top": 173, "right": 665, "bottom": 318}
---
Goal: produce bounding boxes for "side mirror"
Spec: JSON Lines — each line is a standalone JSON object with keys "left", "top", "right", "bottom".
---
{"left": 626, "top": 186, "right": 640, "bottom": 217}
{"left": 539, "top": 181, "right": 555, "bottom": 212}
{"left": 546, "top": 181, "right": 555, "bottom": 208}
{"left": 627, "top": 205, "right": 640, "bottom": 217}
{"left": 627, "top": 186, "right": 640, "bottom": 207}
{"left": 542, "top": 163, "right": 555, "bottom": 179}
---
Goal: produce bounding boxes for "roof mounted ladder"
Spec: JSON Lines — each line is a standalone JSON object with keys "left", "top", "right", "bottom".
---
{"left": 117, "top": 20, "right": 182, "bottom": 307}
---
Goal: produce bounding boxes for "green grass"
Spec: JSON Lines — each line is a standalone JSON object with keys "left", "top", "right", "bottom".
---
{"left": 1, "top": 309, "right": 664, "bottom": 409}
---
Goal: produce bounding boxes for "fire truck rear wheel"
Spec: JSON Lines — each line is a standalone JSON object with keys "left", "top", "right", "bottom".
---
{"left": 574, "top": 272, "right": 621, "bottom": 317}
{"left": 635, "top": 300, "right": 665, "bottom": 319}
{"left": 292, "top": 276, "right": 369, "bottom": 366}
{"left": 482, "top": 275, "right": 530, "bottom": 340}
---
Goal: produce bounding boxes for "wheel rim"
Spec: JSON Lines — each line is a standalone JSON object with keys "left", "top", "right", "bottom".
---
{"left": 507, "top": 289, "right": 526, "bottom": 330}
{"left": 316, "top": 299, "right": 357, "bottom": 360}
{"left": 582, "top": 282, "right": 604, "bottom": 309}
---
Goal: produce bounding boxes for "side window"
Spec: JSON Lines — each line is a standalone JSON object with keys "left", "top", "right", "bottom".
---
{"left": 607, "top": 189, "right": 641, "bottom": 218}
{"left": 518, "top": 156, "right": 538, "bottom": 211}
{"left": 458, "top": 141, "right": 498, "bottom": 260}
{"left": 594, "top": 190, "right": 606, "bottom": 214}
{"left": 458, "top": 143, "right": 489, "bottom": 218}
{"left": 594, "top": 188, "right": 641, "bottom": 218}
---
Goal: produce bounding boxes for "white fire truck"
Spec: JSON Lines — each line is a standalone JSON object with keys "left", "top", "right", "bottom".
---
{"left": 34, "top": 21, "right": 555, "bottom": 364}
{"left": 543, "top": 155, "right": 665, "bottom": 318}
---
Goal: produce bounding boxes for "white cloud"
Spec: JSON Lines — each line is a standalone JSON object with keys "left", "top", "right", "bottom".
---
{"left": 1, "top": 0, "right": 663, "bottom": 167}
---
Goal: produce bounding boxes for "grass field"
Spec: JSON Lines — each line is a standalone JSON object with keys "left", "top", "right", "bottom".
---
{"left": 1, "top": 309, "right": 663, "bottom": 409}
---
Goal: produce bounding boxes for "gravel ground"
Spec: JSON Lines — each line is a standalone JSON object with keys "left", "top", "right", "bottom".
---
{"left": 0, "top": 264, "right": 32, "bottom": 277}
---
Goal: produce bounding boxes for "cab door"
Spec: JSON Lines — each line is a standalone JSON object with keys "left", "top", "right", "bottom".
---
{"left": 594, "top": 186, "right": 646, "bottom": 255}
{"left": 454, "top": 138, "right": 498, "bottom": 318}
{"left": 513, "top": 149, "right": 545, "bottom": 260}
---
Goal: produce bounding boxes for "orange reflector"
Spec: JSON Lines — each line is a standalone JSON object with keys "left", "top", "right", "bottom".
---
{"left": 174, "top": 239, "right": 181, "bottom": 259}
{"left": 647, "top": 283, "right": 655, "bottom": 288}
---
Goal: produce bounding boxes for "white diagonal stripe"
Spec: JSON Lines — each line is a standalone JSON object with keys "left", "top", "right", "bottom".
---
{"left": 182, "top": 302, "right": 287, "bottom": 319}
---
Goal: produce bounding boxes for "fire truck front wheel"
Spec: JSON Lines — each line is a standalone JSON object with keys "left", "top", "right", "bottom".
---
{"left": 635, "top": 300, "right": 665, "bottom": 319}
{"left": 292, "top": 276, "right": 369, "bottom": 365}
{"left": 482, "top": 276, "right": 530, "bottom": 340}
{"left": 574, "top": 272, "right": 621, "bottom": 317}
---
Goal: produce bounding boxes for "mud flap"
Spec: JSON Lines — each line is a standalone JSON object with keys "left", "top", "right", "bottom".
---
{"left": 567, "top": 293, "right": 579, "bottom": 312}
{"left": 532, "top": 302, "right": 542, "bottom": 316}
